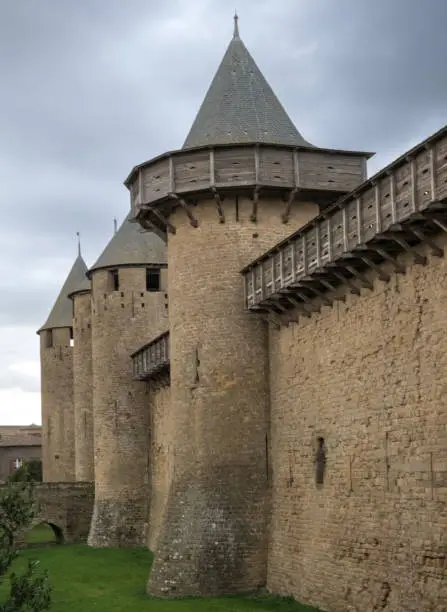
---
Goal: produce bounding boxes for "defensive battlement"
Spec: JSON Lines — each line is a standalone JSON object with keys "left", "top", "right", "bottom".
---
{"left": 131, "top": 331, "right": 170, "bottom": 381}
{"left": 125, "top": 142, "right": 371, "bottom": 237}
{"left": 241, "top": 125, "right": 447, "bottom": 322}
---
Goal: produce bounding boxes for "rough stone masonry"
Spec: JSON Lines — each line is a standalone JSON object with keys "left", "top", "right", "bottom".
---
{"left": 37, "top": 15, "right": 447, "bottom": 612}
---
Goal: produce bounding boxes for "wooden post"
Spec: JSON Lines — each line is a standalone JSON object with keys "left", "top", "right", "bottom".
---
{"left": 356, "top": 197, "right": 363, "bottom": 244}
{"left": 389, "top": 173, "right": 396, "bottom": 224}
{"left": 342, "top": 207, "right": 348, "bottom": 251}
{"left": 169, "top": 156, "right": 175, "bottom": 193}
{"left": 429, "top": 146, "right": 437, "bottom": 201}
{"left": 409, "top": 157, "right": 417, "bottom": 212}
{"left": 315, "top": 225, "right": 321, "bottom": 270}
{"left": 374, "top": 183, "right": 381, "bottom": 233}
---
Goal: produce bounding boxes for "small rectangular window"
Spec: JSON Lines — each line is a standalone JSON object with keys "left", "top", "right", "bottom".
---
{"left": 110, "top": 269, "right": 119, "bottom": 291}
{"left": 69, "top": 327, "right": 74, "bottom": 347}
{"left": 45, "top": 329, "right": 53, "bottom": 349}
{"left": 146, "top": 268, "right": 160, "bottom": 292}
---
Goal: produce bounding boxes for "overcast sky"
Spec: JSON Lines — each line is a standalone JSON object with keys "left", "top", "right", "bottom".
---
{"left": 0, "top": 0, "right": 446, "bottom": 426}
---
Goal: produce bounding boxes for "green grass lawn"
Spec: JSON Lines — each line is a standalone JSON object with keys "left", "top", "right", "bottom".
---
{"left": 24, "top": 523, "right": 57, "bottom": 545}
{"left": 0, "top": 543, "right": 320, "bottom": 612}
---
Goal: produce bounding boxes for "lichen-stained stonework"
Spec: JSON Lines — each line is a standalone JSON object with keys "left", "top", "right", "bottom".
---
{"left": 39, "top": 327, "right": 75, "bottom": 482}
{"left": 147, "top": 381, "right": 172, "bottom": 553}
{"left": 147, "top": 196, "right": 319, "bottom": 597}
{"left": 72, "top": 291, "right": 94, "bottom": 482}
{"left": 267, "top": 239, "right": 447, "bottom": 612}
{"left": 88, "top": 267, "right": 168, "bottom": 547}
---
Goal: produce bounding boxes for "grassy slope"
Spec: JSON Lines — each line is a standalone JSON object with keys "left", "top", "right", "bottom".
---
{"left": 0, "top": 544, "right": 320, "bottom": 612}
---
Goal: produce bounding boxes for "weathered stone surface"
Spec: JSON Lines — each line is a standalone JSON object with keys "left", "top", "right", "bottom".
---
{"left": 72, "top": 291, "right": 94, "bottom": 482}
{"left": 267, "top": 238, "right": 447, "bottom": 612}
{"left": 147, "top": 196, "right": 318, "bottom": 596}
{"left": 39, "top": 327, "right": 75, "bottom": 482}
{"left": 88, "top": 266, "right": 168, "bottom": 547}
{"left": 12, "top": 482, "right": 94, "bottom": 544}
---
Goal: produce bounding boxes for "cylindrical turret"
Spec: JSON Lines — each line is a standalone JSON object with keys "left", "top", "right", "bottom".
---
{"left": 69, "top": 279, "right": 94, "bottom": 482}
{"left": 127, "top": 16, "right": 371, "bottom": 597}
{"left": 144, "top": 196, "right": 318, "bottom": 595}
{"left": 87, "top": 214, "right": 167, "bottom": 547}
{"left": 38, "top": 254, "right": 89, "bottom": 482}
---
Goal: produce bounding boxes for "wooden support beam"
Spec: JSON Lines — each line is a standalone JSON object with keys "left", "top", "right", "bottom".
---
{"left": 295, "top": 280, "right": 332, "bottom": 306}
{"left": 281, "top": 288, "right": 320, "bottom": 312}
{"left": 330, "top": 268, "right": 361, "bottom": 295}
{"left": 407, "top": 227, "right": 443, "bottom": 258}
{"left": 170, "top": 193, "right": 198, "bottom": 228}
{"left": 345, "top": 265, "right": 374, "bottom": 290}
{"left": 211, "top": 187, "right": 225, "bottom": 223}
{"left": 318, "top": 277, "right": 346, "bottom": 301}
{"left": 282, "top": 188, "right": 298, "bottom": 224}
{"left": 372, "top": 247, "right": 405, "bottom": 274}
{"left": 282, "top": 294, "right": 311, "bottom": 317}
{"left": 360, "top": 256, "right": 390, "bottom": 282}
{"left": 387, "top": 232, "right": 427, "bottom": 265}
{"left": 139, "top": 204, "right": 176, "bottom": 235}
{"left": 250, "top": 187, "right": 260, "bottom": 222}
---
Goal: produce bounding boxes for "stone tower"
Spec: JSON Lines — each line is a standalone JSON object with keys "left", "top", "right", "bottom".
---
{"left": 68, "top": 246, "right": 94, "bottom": 482}
{"left": 37, "top": 253, "right": 89, "bottom": 482}
{"left": 87, "top": 214, "right": 167, "bottom": 547}
{"left": 126, "top": 16, "right": 371, "bottom": 596}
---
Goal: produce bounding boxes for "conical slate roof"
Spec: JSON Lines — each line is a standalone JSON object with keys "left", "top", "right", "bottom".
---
{"left": 88, "top": 213, "right": 167, "bottom": 276}
{"left": 183, "top": 15, "right": 314, "bottom": 149}
{"left": 37, "top": 254, "right": 88, "bottom": 333}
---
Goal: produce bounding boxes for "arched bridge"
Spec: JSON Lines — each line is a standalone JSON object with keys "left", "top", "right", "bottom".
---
{"left": 1, "top": 482, "right": 94, "bottom": 544}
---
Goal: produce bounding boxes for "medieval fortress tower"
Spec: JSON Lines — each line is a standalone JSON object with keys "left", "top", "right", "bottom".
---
{"left": 37, "top": 17, "right": 447, "bottom": 612}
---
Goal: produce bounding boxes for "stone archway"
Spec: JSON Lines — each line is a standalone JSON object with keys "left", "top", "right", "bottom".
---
{"left": 25, "top": 521, "right": 64, "bottom": 546}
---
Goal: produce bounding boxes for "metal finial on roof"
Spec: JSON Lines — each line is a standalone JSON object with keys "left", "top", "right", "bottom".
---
{"left": 233, "top": 11, "right": 239, "bottom": 39}
{"left": 183, "top": 14, "right": 315, "bottom": 149}
{"left": 76, "top": 231, "right": 81, "bottom": 256}
{"left": 113, "top": 218, "right": 118, "bottom": 234}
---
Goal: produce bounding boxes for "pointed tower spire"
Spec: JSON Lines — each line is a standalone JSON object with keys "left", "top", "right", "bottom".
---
{"left": 233, "top": 11, "right": 239, "bottom": 39}
{"left": 183, "top": 17, "right": 314, "bottom": 149}
{"left": 37, "top": 254, "right": 89, "bottom": 333}
{"left": 88, "top": 212, "right": 167, "bottom": 277}
{"left": 113, "top": 217, "right": 117, "bottom": 234}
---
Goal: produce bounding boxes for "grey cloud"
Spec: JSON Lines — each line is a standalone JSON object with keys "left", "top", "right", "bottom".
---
{"left": 0, "top": 0, "right": 446, "bottom": 398}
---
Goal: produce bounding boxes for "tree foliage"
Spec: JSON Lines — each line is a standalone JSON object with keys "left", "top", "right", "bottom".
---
{"left": 8, "top": 462, "right": 42, "bottom": 485}
{"left": 0, "top": 483, "right": 51, "bottom": 611}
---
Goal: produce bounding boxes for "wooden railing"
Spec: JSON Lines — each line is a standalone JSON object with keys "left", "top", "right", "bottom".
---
{"left": 242, "top": 126, "right": 447, "bottom": 313}
{"left": 125, "top": 142, "right": 371, "bottom": 235}
{"left": 131, "top": 331, "right": 170, "bottom": 381}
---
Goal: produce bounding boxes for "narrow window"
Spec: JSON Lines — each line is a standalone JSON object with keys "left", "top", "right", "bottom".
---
{"left": 45, "top": 329, "right": 53, "bottom": 349}
{"left": 146, "top": 268, "right": 160, "bottom": 292}
{"left": 69, "top": 327, "right": 74, "bottom": 347}
{"left": 110, "top": 269, "right": 119, "bottom": 291}
{"left": 315, "top": 437, "right": 326, "bottom": 485}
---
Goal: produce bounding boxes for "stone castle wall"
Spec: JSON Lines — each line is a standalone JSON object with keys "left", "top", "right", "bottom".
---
{"left": 147, "top": 196, "right": 319, "bottom": 596}
{"left": 267, "top": 238, "right": 447, "bottom": 611}
{"left": 72, "top": 291, "right": 94, "bottom": 482}
{"left": 88, "top": 266, "right": 168, "bottom": 547}
{"left": 147, "top": 381, "right": 172, "bottom": 552}
{"left": 40, "top": 326, "right": 75, "bottom": 482}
